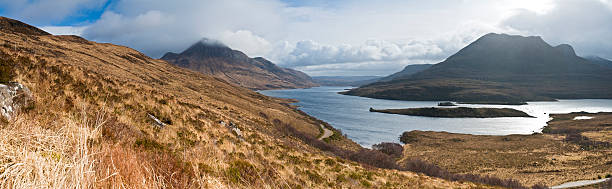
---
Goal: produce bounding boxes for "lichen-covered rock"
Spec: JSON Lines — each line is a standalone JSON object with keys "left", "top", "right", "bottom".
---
{"left": 0, "top": 82, "right": 32, "bottom": 120}
{"left": 147, "top": 113, "right": 166, "bottom": 128}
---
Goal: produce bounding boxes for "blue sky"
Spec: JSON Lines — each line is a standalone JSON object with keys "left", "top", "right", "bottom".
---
{"left": 1, "top": 0, "right": 611, "bottom": 76}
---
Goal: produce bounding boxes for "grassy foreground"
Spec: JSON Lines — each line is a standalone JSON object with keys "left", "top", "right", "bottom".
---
{"left": 399, "top": 112, "right": 612, "bottom": 186}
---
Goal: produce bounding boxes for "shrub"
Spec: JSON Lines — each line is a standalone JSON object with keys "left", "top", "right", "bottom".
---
{"left": 0, "top": 54, "right": 15, "bottom": 84}
{"left": 372, "top": 142, "right": 403, "bottom": 158}
{"left": 226, "top": 160, "right": 257, "bottom": 184}
{"left": 134, "top": 138, "right": 166, "bottom": 151}
{"left": 348, "top": 149, "right": 398, "bottom": 169}
{"left": 399, "top": 132, "right": 419, "bottom": 144}
{"left": 564, "top": 133, "right": 611, "bottom": 149}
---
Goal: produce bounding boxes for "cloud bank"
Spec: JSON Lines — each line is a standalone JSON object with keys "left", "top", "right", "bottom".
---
{"left": 1, "top": 0, "right": 611, "bottom": 76}
{"left": 502, "top": 0, "right": 612, "bottom": 59}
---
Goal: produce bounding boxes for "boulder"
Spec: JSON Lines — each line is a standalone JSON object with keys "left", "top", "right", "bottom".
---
{"left": 0, "top": 82, "right": 32, "bottom": 120}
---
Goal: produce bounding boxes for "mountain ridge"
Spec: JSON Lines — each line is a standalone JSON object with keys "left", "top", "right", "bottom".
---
{"left": 342, "top": 33, "right": 612, "bottom": 103}
{"left": 161, "top": 40, "right": 317, "bottom": 90}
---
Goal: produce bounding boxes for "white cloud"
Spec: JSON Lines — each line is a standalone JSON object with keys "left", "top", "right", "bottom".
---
{"left": 3, "top": 0, "right": 611, "bottom": 75}
{"left": 502, "top": 0, "right": 612, "bottom": 59}
{"left": 218, "top": 30, "right": 272, "bottom": 58}
{"left": 275, "top": 39, "right": 444, "bottom": 67}
{"left": 40, "top": 26, "right": 88, "bottom": 36}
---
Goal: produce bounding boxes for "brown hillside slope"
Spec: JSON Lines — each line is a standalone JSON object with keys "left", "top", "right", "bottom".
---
{"left": 161, "top": 40, "right": 318, "bottom": 90}
{"left": 0, "top": 17, "right": 482, "bottom": 188}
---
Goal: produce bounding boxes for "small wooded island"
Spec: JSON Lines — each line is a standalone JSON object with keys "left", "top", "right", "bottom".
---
{"left": 369, "top": 107, "right": 533, "bottom": 118}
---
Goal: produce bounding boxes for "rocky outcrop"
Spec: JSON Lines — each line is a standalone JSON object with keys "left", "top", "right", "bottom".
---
{"left": 0, "top": 82, "right": 32, "bottom": 120}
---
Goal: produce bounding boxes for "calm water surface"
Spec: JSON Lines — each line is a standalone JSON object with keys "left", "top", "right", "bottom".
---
{"left": 259, "top": 86, "right": 612, "bottom": 147}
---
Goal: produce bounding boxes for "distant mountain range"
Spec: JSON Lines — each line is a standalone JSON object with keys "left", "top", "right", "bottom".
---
{"left": 584, "top": 56, "right": 612, "bottom": 69}
{"left": 376, "top": 64, "right": 433, "bottom": 82}
{"left": 161, "top": 40, "right": 317, "bottom": 90}
{"left": 342, "top": 33, "right": 612, "bottom": 104}
{"left": 313, "top": 64, "right": 433, "bottom": 87}
{"left": 312, "top": 76, "right": 381, "bottom": 87}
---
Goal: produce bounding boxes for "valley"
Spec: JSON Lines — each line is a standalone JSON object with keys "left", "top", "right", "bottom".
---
{"left": 1, "top": 1, "right": 612, "bottom": 187}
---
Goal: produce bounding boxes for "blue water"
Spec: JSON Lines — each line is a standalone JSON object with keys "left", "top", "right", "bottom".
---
{"left": 259, "top": 86, "right": 612, "bottom": 147}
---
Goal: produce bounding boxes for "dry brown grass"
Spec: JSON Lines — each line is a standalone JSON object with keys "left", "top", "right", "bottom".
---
{"left": 0, "top": 18, "right": 494, "bottom": 188}
{"left": 0, "top": 109, "right": 101, "bottom": 188}
{"left": 399, "top": 112, "right": 612, "bottom": 186}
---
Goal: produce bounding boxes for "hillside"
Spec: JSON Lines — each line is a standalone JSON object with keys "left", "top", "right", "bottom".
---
{"left": 342, "top": 33, "right": 612, "bottom": 103}
{"left": 0, "top": 16, "right": 494, "bottom": 188}
{"left": 584, "top": 56, "right": 612, "bottom": 69}
{"left": 377, "top": 64, "right": 433, "bottom": 82}
{"left": 161, "top": 40, "right": 317, "bottom": 90}
{"left": 312, "top": 76, "right": 381, "bottom": 86}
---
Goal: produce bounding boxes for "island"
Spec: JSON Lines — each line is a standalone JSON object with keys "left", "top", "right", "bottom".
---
{"left": 438, "top": 102, "right": 457, "bottom": 106}
{"left": 458, "top": 101, "right": 528, "bottom": 105}
{"left": 369, "top": 107, "right": 533, "bottom": 118}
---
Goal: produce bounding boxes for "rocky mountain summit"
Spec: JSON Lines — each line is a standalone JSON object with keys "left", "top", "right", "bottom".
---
{"left": 162, "top": 40, "right": 317, "bottom": 90}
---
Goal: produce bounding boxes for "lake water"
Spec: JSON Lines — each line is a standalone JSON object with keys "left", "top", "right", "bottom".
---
{"left": 259, "top": 86, "right": 612, "bottom": 147}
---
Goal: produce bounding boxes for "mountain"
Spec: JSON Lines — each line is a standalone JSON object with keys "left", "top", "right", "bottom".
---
{"left": 161, "top": 40, "right": 317, "bottom": 90}
{"left": 0, "top": 17, "right": 487, "bottom": 188}
{"left": 343, "top": 33, "right": 612, "bottom": 103}
{"left": 312, "top": 64, "right": 432, "bottom": 87}
{"left": 584, "top": 56, "right": 612, "bottom": 69}
{"left": 377, "top": 64, "right": 433, "bottom": 82}
{"left": 312, "top": 76, "right": 382, "bottom": 86}
{"left": 0, "top": 16, "right": 50, "bottom": 36}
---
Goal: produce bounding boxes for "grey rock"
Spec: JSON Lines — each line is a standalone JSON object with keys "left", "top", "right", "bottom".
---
{"left": 0, "top": 82, "right": 32, "bottom": 120}
{"left": 147, "top": 113, "right": 166, "bottom": 128}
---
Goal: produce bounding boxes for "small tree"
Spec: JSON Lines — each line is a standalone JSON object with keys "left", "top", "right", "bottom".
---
{"left": 372, "top": 142, "right": 403, "bottom": 158}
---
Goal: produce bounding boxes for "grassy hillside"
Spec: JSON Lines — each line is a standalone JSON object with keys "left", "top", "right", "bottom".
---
{"left": 0, "top": 17, "right": 491, "bottom": 188}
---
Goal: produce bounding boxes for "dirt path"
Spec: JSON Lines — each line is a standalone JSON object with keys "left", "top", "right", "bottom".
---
{"left": 318, "top": 124, "right": 333, "bottom": 140}
{"left": 551, "top": 178, "right": 609, "bottom": 189}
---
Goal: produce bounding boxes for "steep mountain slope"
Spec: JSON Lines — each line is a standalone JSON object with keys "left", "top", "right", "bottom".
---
{"left": 0, "top": 17, "right": 488, "bottom": 188}
{"left": 377, "top": 64, "right": 433, "bottom": 82}
{"left": 584, "top": 56, "right": 612, "bottom": 69}
{"left": 161, "top": 40, "right": 318, "bottom": 90}
{"left": 343, "top": 33, "right": 612, "bottom": 103}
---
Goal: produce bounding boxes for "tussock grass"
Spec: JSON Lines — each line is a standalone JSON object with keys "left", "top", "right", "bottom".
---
{"left": 0, "top": 110, "right": 100, "bottom": 188}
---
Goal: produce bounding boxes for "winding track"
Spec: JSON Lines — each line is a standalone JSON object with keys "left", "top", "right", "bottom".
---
{"left": 318, "top": 124, "right": 333, "bottom": 140}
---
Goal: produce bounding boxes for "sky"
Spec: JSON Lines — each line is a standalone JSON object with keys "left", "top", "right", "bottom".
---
{"left": 1, "top": 0, "right": 611, "bottom": 76}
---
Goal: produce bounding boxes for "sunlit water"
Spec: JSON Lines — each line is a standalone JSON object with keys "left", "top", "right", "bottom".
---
{"left": 259, "top": 86, "right": 612, "bottom": 147}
